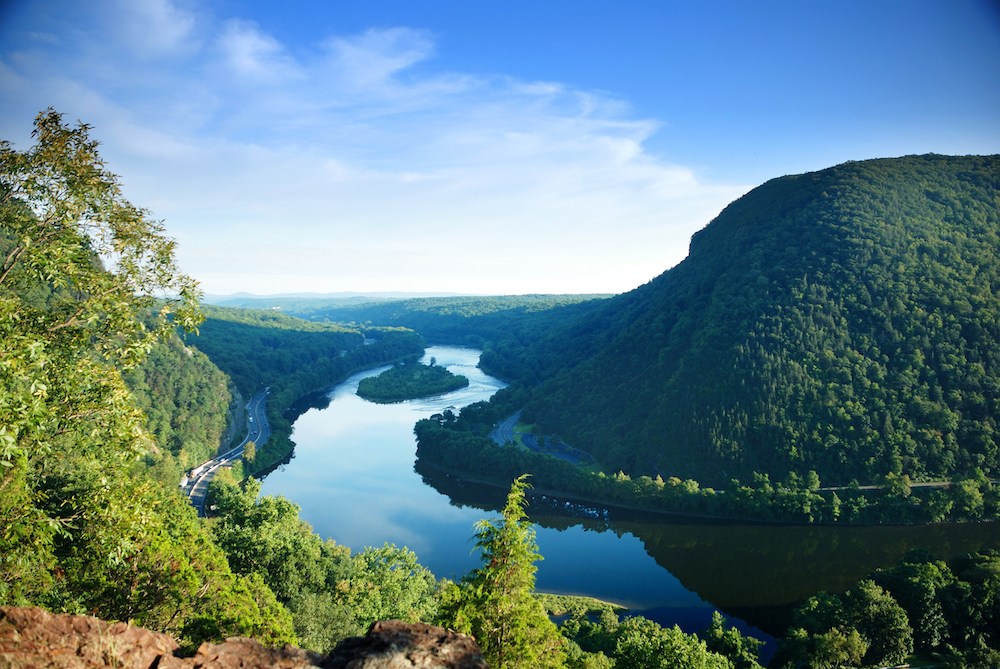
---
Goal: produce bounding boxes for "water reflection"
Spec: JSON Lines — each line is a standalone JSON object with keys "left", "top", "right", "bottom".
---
{"left": 261, "top": 345, "right": 1000, "bottom": 640}
{"left": 418, "top": 462, "right": 1000, "bottom": 635}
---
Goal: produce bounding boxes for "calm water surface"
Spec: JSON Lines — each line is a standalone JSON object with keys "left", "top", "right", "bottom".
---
{"left": 259, "top": 346, "right": 1000, "bottom": 639}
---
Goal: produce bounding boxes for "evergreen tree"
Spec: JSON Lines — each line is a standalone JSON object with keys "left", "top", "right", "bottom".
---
{"left": 440, "top": 474, "right": 567, "bottom": 669}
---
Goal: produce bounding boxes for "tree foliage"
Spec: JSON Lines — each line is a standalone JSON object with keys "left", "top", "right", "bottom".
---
{"left": 776, "top": 549, "right": 1000, "bottom": 668}
{"left": 209, "top": 477, "right": 439, "bottom": 652}
{"left": 0, "top": 110, "right": 292, "bottom": 647}
{"left": 122, "top": 332, "right": 233, "bottom": 482}
{"left": 357, "top": 359, "right": 469, "bottom": 403}
{"left": 438, "top": 475, "right": 567, "bottom": 669}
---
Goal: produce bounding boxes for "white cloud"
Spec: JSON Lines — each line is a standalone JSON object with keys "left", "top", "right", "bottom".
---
{"left": 216, "top": 18, "right": 301, "bottom": 84}
{"left": 105, "top": 0, "right": 199, "bottom": 58}
{"left": 324, "top": 27, "right": 435, "bottom": 87}
{"left": 0, "top": 1, "right": 750, "bottom": 295}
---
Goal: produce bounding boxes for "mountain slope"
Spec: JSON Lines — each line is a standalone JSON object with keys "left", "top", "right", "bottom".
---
{"left": 515, "top": 155, "right": 999, "bottom": 486}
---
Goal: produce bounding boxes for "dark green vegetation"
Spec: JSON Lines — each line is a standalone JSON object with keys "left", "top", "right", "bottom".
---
{"left": 416, "top": 408, "right": 999, "bottom": 523}
{"left": 773, "top": 550, "right": 1000, "bottom": 669}
{"left": 187, "top": 306, "right": 423, "bottom": 473}
{"left": 496, "top": 155, "right": 999, "bottom": 489}
{"left": 357, "top": 358, "right": 469, "bottom": 403}
{"left": 207, "top": 475, "right": 440, "bottom": 652}
{"left": 411, "top": 155, "right": 1000, "bottom": 526}
{"left": 122, "top": 333, "right": 233, "bottom": 486}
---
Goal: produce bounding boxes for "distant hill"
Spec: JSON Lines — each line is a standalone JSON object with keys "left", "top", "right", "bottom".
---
{"left": 502, "top": 155, "right": 999, "bottom": 487}
{"left": 186, "top": 306, "right": 424, "bottom": 473}
{"left": 240, "top": 294, "right": 612, "bottom": 356}
{"left": 203, "top": 291, "right": 466, "bottom": 308}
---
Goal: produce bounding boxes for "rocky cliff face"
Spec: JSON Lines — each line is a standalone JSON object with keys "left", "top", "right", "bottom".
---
{"left": 0, "top": 607, "right": 488, "bottom": 669}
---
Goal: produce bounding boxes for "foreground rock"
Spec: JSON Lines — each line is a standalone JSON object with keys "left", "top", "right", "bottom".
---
{"left": 0, "top": 607, "right": 487, "bottom": 669}
{"left": 325, "top": 620, "right": 488, "bottom": 668}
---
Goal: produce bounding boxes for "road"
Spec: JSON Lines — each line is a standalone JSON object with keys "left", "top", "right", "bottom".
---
{"left": 181, "top": 387, "right": 271, "bottom": 516}
{"left": 489, "top": 410, "right": 522, "bottom": 445}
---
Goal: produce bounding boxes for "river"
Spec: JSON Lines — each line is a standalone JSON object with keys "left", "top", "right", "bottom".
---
{"left": 259, "top": 345, "right": 1000, "bottom": 642}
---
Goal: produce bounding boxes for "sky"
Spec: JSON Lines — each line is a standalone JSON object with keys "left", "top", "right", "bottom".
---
{"left": 1, "top": 1, "right": 998, "bottom": 297}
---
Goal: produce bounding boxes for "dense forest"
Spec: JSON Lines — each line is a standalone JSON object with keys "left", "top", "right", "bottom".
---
{"left": 772, "top": 549, "right": 1000, "bottom": 668}
{"left": 357, "top": 358, "right": 470, "bottom": 403}
{"left": 122, "top": 333, "right": 234, "bottom": 486}
{"left": 480, "top": 155, "right": 999, "bottom": 488}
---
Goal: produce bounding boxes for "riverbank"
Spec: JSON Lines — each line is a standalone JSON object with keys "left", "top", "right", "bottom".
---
{"left": 414, "top": 416, "right": 1000, "bottom": 527}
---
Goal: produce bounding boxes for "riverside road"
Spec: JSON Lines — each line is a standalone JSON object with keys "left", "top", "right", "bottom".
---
{"left": 181, "top": 388, "right": 270, "bottom": 516}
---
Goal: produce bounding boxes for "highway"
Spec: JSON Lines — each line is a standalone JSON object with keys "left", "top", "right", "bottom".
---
{"left": 489, "top": 410, "right": 522, "bottom": 445}
{"left": 181, "top": 387, "right": 271, "bottom": 516}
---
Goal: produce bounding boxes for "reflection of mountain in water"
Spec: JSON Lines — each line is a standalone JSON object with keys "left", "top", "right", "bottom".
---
{"left": 416, "top": 459, "right": 1000, "bottom": 635}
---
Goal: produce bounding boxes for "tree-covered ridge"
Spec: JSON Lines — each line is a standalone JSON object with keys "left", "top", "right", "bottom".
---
{"left": 189, "top": 305, "right": 421, "bottom": 397}
{"left": 505, "top": 155, "right": 999, "bottom": 487}
{"left": 122, "top": 333, "right": 233, "bottom": 484}
{"left": 357, "top": 359, "right": 469, "bottom": 403}
{"left": 191, "top": 305, "right": 366, "bottom": 397}
{"left": 254, "top": 293, "right": 611, "bottom": 356}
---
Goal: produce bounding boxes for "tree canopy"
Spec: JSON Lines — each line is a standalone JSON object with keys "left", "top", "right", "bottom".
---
{"left": 493, "top": 155, "right": 999, "bottom": 488}
{"left": 0, "top": 110, "right": 292, "bottom": 646}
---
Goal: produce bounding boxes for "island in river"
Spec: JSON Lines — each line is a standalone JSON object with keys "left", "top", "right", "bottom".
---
{"left": 356, "top": 358, "right": 470, "bottom": 403}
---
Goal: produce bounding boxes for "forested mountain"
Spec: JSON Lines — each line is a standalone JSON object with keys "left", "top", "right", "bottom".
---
{"left": 497, "top": 155, "right": 999, "bottom": 487}
{"left": 233, "top": 294, "right": 611, "bottom": 360}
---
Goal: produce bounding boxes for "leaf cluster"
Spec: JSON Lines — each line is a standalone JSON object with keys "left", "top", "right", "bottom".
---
{"left": 775, "top": 549, "right": 1000, "bottom": 668}
{"left": 0, "top": 110, "right": 292, "bottom": 647}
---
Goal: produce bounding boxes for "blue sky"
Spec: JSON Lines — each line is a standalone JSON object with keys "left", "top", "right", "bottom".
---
{"left": 1, "top": 1, "right": 997, "bottom": 296}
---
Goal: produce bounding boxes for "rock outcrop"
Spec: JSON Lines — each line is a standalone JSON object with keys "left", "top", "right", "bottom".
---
{"left": 325, "top": 620, "right": 488, "bottom": 669}
{"left": 0, "top": 607, "right": 488, "bottom": 669}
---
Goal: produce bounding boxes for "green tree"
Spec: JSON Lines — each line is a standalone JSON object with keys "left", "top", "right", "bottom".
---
{"left": 0, "top": 110, "right": 294, "bottom": 647}
{"left": 614, "top": 616, "right": 732, "bottom": 669}
{"left": 844, "top": 579, "right": 913, "bottom": 666}
{"left": 703, "top": 611, "right": 764, "bottom": 669}
{"left": 440, "top": 475, "right": 566, "bottom": 669}
{"left": 343, "top": 543, "right": 438, "bottom": 625}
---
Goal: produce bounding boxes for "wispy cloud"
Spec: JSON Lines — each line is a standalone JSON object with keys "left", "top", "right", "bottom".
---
{"left": 0, "top": 1, "right": 749, "bottom": 295}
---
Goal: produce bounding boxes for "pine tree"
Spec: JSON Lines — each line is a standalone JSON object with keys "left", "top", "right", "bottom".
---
{"left": 442, "top": 474, "right": 567, "bottom": 668}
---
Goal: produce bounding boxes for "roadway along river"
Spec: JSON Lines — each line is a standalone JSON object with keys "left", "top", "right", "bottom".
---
{"left": 183, "top": 388, "right": 271, "bottom": 515}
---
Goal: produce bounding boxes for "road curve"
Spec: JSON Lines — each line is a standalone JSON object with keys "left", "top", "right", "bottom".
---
{"left": 181, "top": 388, "right": 271, "bottom": 516}
{"left": 489, "top": 410, "right": 522, "bottom": 445}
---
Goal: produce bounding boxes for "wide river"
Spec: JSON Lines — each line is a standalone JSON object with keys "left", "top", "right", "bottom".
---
{"left": 259, "top": 345, "right": 1000, "bottom": 641}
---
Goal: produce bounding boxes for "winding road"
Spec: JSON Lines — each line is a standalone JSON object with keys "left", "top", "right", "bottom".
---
{"left": 180, "top": 388, "right": 271, "bottom": 516}
{"left": 489, "top": 409, "right": 522, "bottom": 445}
